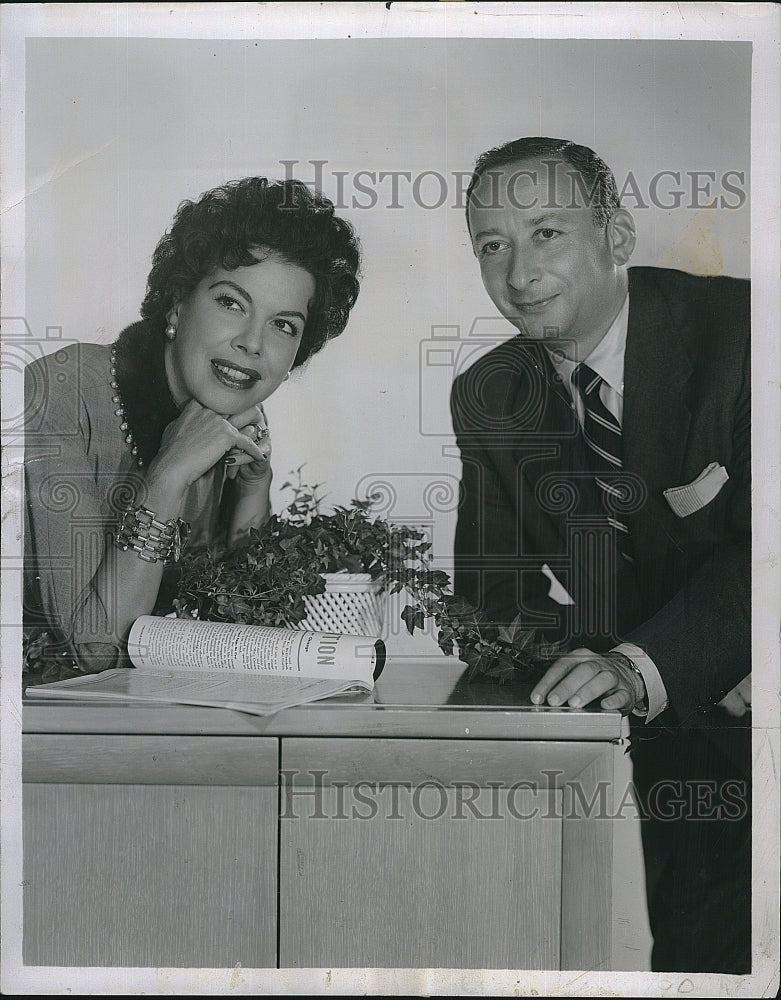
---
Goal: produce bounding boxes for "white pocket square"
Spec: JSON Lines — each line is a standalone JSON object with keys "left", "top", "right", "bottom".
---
{"left": 541, "top": 564, "right": 575, "bottom": 605}
{"left": 663, "top": 462, "right": 729, "bottom": 518}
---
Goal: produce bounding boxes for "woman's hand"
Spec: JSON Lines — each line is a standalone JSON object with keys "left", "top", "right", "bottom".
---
{"left": 224, "top": 404, "right": 274, "bottom": 544}
{"left": 224, "top": 404, "right": 273, "bottom": 488}
{"left": 145, "top": 400, "right": 267, "bottom": 512}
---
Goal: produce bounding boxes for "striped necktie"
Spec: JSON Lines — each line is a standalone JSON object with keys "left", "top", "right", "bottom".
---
{"left": 572, "top": 363, "right": 631, "bottom": 546}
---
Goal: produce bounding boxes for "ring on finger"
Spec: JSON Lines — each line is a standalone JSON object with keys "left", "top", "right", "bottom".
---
{"left": 255, "top": 423, "right": 269, "bottom": 441}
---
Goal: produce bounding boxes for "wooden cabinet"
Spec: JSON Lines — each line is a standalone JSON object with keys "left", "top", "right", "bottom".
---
{"left": 278, "top": 737, "right": 614, "bottom": 969}
{"left": 22, "top": 736, "right": 278, "bottom": 968}
{"left": 22, "top": 662, "right": 625, "bottom": 970}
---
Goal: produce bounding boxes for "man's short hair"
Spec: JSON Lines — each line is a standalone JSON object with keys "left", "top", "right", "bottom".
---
{"left": 465, "top": 137, "right": 620, "bottom": 231}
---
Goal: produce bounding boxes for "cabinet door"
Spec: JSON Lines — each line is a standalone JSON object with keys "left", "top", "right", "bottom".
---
{"left": 23, "top": 735, "right": 278, "bottom": 968}
{"left": 279, "top": 738, "right": 614, "bottom": 969}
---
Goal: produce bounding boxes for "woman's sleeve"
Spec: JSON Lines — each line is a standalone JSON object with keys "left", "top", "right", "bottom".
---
{"left": 24, "top": 351, "right": 125, "bottom": 674}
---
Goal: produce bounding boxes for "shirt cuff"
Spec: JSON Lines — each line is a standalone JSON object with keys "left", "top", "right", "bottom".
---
{"left": 612, "top": 642, "right": 669, "bottom": 722}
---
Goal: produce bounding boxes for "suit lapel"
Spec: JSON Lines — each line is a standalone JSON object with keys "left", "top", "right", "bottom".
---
{"left": 622, "top": 268, "right": 694, "bottom": 571}
{"left": 508, "top": 341, "right": 604, "bottom": 605}
{"left": 507, "top": 340, "right": 586, "bottom": 527}
{"left": 508, "top": 270, "right": 696, "bottom": 636}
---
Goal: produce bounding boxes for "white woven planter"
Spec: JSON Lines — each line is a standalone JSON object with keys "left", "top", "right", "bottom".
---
{"left": 294, "top": 572, "right": 386, "bottom": 637}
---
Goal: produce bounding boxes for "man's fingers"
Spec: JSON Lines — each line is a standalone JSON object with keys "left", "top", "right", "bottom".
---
{"left": 600, "top": 689, "right": 635, "bottom": 711}
{"left": 530, "top": 649, "right": 602, "bottom": 705}
{"left": 530, "top": 656, "right": 582, "bottom": 704}
{"left": 530, "top": 647, "right": 636, "bottom": 710}
{"left": 568, "top": 671, "right": 625, "bottom": 708}
{"left": 547, "top": 665, "right": 619, "bottom": 708}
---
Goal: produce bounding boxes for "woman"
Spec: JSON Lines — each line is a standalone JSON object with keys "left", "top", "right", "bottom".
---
{"left": 23, "top": 177, "right": 361, "bottom": 681}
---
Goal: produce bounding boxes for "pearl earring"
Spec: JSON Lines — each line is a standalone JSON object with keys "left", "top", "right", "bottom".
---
{"left": 165, "top": 323, "right": 177, "bottom": 342}
{"left": 283, "top": 371, "right": 291, "bottom": 381}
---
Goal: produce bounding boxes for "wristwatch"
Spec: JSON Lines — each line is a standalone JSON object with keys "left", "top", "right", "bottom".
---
{"left": 605, "top": 649, "right": 649, "bottom": 716}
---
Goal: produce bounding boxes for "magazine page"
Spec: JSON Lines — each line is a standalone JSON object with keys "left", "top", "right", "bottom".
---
{"left": 127, "top": 616, "right": 384, "bottom": 683}
{"left": 24, "top": 667, "right": 371, "bottom": 715}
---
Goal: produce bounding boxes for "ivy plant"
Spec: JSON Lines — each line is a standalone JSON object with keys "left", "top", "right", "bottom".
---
{"left": 173, "top": 469, "right": 564, "bottom": 684}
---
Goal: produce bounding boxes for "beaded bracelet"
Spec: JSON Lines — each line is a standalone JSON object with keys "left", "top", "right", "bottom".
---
{"left": 114, "top": 504, "right": 191, "bottom": 565}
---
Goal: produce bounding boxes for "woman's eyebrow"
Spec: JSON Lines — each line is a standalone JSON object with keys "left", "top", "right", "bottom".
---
{"left": 209, "top": 279, "right": 252, "bottom": 303}
{"left": 208, "top": 284, "right": 306, "bottom": 322}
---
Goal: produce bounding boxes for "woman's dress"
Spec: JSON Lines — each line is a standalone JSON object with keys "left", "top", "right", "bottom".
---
{"left": 24, "top": 321, "right": 225, "bottom": 676}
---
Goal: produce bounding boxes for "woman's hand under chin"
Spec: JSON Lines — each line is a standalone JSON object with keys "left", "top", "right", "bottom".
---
{"left": 223, "top": 403, "right": 275, "bottom": 545}
{"left": 224, "top": 404, "right": 273, "bottom": 488}
{"left": 144, "top": 399, "right": 267, "bottom": 515}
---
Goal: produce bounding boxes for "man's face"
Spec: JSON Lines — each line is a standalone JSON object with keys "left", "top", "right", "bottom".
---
{"left": 468, "top": 157, "right": 627, "bottom": 357}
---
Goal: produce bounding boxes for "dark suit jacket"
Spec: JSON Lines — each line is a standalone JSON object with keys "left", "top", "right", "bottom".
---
{"left": 451, "top": 267, "right": 750, "bottom": 728}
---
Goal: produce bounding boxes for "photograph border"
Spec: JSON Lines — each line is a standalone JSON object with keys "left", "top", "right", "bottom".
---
{"left": 1, "top": 3, "right": 779, "bottom": 996}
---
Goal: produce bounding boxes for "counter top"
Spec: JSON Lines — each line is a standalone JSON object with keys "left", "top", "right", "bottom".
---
{"left": 23, "top": 657, "right": 628, "bottom": 741}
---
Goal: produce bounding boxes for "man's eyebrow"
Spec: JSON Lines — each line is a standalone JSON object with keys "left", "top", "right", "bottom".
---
{"left": 473, "top": 213, "right": 569, "bottom": 242}
{"left": 209, "top": 279, "right": 252, "bottom": 303}
{"left": 528, "top": 213, "right": 567, "bottom": 226}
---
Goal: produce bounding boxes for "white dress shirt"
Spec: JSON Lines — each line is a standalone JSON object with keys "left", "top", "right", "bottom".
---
{"left": 545, "top": 293, "right": 669, "bottom": 721}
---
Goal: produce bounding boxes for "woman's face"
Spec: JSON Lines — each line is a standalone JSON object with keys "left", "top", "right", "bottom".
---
{"left": 164, "top": 253, "right": 316, "bottom": 414}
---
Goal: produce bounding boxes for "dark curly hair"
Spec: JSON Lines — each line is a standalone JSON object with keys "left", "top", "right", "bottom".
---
{"left": 465, "top": 137, "right": 620, "bottom": 233}
{"left": 140, "top": 177, "right": 362, "bottom": 368}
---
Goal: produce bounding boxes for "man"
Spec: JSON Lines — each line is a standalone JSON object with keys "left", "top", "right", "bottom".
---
{"left": 451, "top": 137, "right": 751, "bottom": 973}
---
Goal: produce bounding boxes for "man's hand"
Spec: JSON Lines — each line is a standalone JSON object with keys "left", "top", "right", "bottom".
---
{"left": 718, "top": 674, "right": 751, "bottom": 717}
{"left": 530, "top": 648, "right": 647, "bottom": 714}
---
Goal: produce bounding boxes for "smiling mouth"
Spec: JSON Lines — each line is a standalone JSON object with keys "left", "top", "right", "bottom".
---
{"left": 211, "top": 359, "right": 261, "bottom": 390}
{"left": 512, "top": 294, "right": 559, "bottom": 312}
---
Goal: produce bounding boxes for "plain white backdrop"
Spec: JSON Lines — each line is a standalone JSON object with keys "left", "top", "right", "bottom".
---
{"left": 23, "top": 36, "right": 751, "bottom": 600}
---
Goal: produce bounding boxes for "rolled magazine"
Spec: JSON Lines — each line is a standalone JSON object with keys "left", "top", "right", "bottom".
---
{"left": 25, "top": 615, "right": 386, "bottom": 716}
